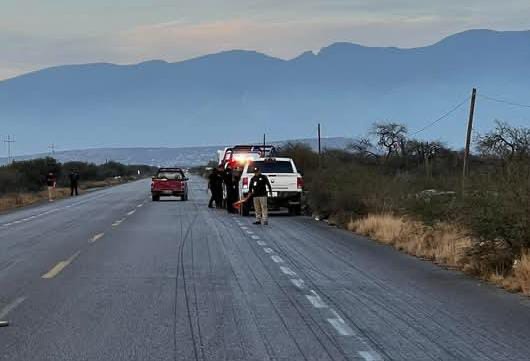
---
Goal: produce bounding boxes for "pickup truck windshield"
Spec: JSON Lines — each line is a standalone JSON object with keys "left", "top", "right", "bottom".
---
{"left": 156, "top": 172, "right": 183, "bottom": 180}
{"left": 250, "top": 161, "right": 294, "bottom": 173}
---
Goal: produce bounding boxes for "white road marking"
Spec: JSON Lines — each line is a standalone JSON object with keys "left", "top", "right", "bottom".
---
{"left": 137, "top": 204, "right": 143, "bottom": 208}
{"left": 240, "top": 226, "right": 249, "bottom": 230}
{"left": 127, "top": 210, "right": 136, "bottom": 216}
{"left": 89, "top": 233, "right": 105, "bottom": 243}
{"left": 257, "top": 240, "right": 267, "bottom": 246}
{"left": 112, "top": 219, "right": 125, "bottom": 227}
{"left": 246, "top": 230, "right": 254, "bottom": 235}
{"left": 359, "top": 351, "right": 383, "bottom": 361}
{"left": 306, "top": 291, "right": 328, "bottom": 309}
{"left": 0, "top": 297, "right": 26, "bottom": 319}
{"left": 251, "top": 235, "right": 260, "bottom": 240}
{"left": 263, "top": 248, "right": 274, "bottom": 254}
{"left": 327, "top": 318, "right": 355, "bottom": 336}
{"left": 271, "top": 255, "right": 284, "bottom": 263}
{"left": 280, "top": 266, "right": 297, "bottom": 276}
{"left": 290, "top": 278, "right": 305, "bottom": 289}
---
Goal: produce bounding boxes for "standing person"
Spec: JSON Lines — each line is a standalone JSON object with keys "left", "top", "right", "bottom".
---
{"left": 249, "top": 166, "right": 272, "bottom": 225}
{"left": 208, "top": 168, "right": 222, "bottom": 208}
{"left": 46, "top": 171, "right": 57, "bottom": 202}
{"left": 224, "top": 166, "right": 235, "bottom": 213}
{"left": 231, "top": 167, "right": 241, "bottom": 212}
{"left": 69, "top": 169, "right": 80, "bottom": 196}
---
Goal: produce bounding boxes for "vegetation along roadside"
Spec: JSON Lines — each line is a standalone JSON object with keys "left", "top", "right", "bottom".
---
{"left": 0, "top": 157, "right": 157, "bottom": 212}
{"left": 279, "top": 120, "right": 530, "bottom": 295}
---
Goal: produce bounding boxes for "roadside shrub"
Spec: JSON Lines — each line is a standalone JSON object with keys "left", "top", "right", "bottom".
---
{"left": 0, "top": 158, "right": 157, "bottom": 196}
{"left": 514, "top": 251, "right": 530, "bottom": 295}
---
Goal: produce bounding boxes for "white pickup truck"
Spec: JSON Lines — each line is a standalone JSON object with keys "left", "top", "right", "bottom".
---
{"left": 238, "top": 157, "right": 303, "bottom": 216}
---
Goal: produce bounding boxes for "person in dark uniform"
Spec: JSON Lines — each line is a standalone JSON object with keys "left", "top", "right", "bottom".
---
{"left": 224, "top": 166, "right": 235, "bottom": 213}
{"left": 69, "top": 169, "right": 80, "bottom": 196}
{"left": 208, "top": 168, "right": 223, "bottom": 208}
{"left": 231, "top": 167, "right": 241, "bottom": 210}
{"left": 249, "top": 167, "right": 272, "bottom": 225}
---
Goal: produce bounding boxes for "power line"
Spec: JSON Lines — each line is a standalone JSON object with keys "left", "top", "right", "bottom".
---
{"left": 478, "top": 93, "right": 530, "bottom": 109}
{"left": 409, "top": 96, "right": 470, "bottom": 136}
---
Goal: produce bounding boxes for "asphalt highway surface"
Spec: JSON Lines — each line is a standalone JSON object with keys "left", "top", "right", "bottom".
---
{"left": 1, "top": 176, "right": 530, "bottom": 361}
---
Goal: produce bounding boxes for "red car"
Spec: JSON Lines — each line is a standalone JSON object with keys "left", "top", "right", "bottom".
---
{"left": 151, "top": 168, "right": 189, "bottom": 201}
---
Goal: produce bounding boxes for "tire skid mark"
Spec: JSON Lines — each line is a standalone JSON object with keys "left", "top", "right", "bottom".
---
{"left": 277, "top": 219, "right": 493, "bottom": 359}
{"left": 257, "top": 221, "right": 389, "bottom": 359}
{"left": 207, "top": 214, "right": 278, "bottom": 360}
{"left": 215, "top": 215, "right": 344, "bottom": 361}
{"left": 174, "top": 186, "right": 203, "bottom": 361}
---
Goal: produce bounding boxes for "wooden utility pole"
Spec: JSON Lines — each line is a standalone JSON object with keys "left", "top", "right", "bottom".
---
{"left": 317, "top": 123, "right": 322, "bottom": 169}
{"left": 462, "top": 88, "right": 477, "bottom": 192}
{"left": 4, "top": 135, "right": 15, "bottom": 164}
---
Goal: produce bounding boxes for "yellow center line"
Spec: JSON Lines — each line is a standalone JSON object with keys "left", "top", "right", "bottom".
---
{"left": 42, "top": 251, "right": 81, "bottom": 279}
{"left": 89, "top": 233, "right": 104, "bottom": 243}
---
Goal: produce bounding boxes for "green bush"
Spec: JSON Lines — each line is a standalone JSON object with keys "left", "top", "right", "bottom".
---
{"left": 0, "top": 158, "right": 157, "bottom": 195}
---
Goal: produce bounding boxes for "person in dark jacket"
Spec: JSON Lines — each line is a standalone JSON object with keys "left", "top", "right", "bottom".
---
{"left": 208, "top": 168, "right": 223, "bottom": 208}
{"left": 249, "top": 167, "right": 272, "bottom": 225}
{"left": 223, "top": 167, "right": 235, "bottom": 213}
{"left": 69, "top": 169, "right": 80, "bottom": 196}
{"left": 224, "top": 166, "right": 242, "bottom": 214}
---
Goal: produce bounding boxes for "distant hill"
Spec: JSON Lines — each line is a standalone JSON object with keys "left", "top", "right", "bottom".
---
{"left": 1, "top": 29, "right": 530, "bottom": 155}
{"left": 0, "top": 137, "right": 352, "bottom": 166}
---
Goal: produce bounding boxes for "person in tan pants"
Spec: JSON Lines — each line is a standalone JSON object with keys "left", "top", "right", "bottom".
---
{"left": 249, "top": 167, "right": 272, "bottom": 225}
{"left": 46, "top": 172, "right": 57, "bottom": 202}
{"left": 253, "top": 196, "right": 268, "bottom": 224}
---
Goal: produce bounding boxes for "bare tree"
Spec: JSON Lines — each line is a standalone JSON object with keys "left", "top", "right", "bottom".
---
{"left": 407, "top": 139, "right": 445, "bottom": 177}
{"left": 478, "top": 120, "right": 530, "bottom": 160}
{"left": 371, "top": 122, "right": 408, "bottom": 160}
{"left": 349, "top": 137, "right": 379, "bottom": 159}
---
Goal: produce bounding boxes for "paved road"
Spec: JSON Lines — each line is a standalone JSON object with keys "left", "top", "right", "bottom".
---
{"left": 1, "top": 176, "right": 530, "bottom": 361}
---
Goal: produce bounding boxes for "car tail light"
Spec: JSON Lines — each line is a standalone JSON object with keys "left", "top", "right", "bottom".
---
{"left": 297, "top": 177, "right": 304, "bottom": 189}
{"left": 242, "top": 177, "right": 249, "bottom": 188}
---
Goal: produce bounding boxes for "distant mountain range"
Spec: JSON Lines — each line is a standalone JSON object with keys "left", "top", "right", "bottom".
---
{"left": 1, "top": 29, "right": 530, "bottom": 155}
{"left": 0, "top": 137, "right": 352, "bottom": 167}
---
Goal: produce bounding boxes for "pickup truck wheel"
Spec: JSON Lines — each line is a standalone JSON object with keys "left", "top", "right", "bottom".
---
{"left": 289, "top": 205, "right": 301, "bottom": 216}
{"left": 152, "top": 195, "right": 160, "bottom": 202}
{"left": 182, "top": 194, "right": 188, "bottom": 201}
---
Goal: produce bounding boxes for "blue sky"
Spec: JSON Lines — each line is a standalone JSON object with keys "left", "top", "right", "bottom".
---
{"left": 2, "top": 0, "right": 530, "bottom": 79}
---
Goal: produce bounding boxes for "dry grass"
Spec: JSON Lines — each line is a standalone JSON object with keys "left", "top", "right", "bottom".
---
{"left": 511, "top": 251, "right": 530, "bottom": 295}
{"left": 348, "top": 214, "right": 472, "bottom": 268}
{"left": 0, "top": 178, "right": 128, "bottom": 213}
{"left": 0, "top": 188, "right": 71, "bottom": 212}
{"left": 348, "top": 213, "right": 530, "bottom": 296}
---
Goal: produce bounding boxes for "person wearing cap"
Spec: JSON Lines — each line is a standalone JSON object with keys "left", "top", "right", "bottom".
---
{"left": 249, "top": 166, "right": 272, "bottom": 225}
